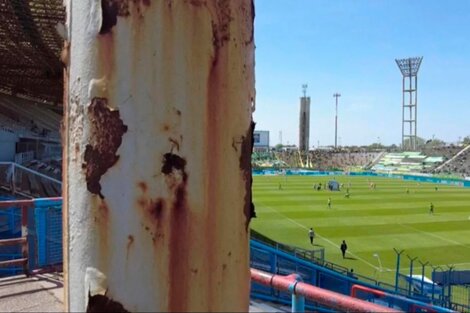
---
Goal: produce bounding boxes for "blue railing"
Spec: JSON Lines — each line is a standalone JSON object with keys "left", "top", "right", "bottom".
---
{"left": 0, "top": 197, "right": 62, "bottom": 276}
{"left": 250, "top": 239, "right": 454, "bottom": 312}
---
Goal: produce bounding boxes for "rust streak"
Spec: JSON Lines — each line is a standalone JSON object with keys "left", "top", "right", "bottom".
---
{"left": 137, "top": 181, "right": 147, "bottom": 193}
{"left": 161, "top": 152, "right": 190, "bottom": 312}
{"left": 126, "top": 235, "right": 134, "bottom": 260}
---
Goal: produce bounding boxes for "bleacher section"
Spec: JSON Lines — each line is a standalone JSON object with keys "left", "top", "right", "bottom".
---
{"left": 258, "top": 150, "right": 382, "bottom": 170}
{"left": 0, "top": 162, "right": 61, "bottom": 198}
{"left": 0, "top": 94, "right": 61, "bottom": 142}
{"left": 434, "top": 145, "right": 470, "bottom": 177}
{"left": 372, "top": 151, "right": 444, "bottom": 173}
{"left": 252, "top": 151, "right": 287, "bottom": 168}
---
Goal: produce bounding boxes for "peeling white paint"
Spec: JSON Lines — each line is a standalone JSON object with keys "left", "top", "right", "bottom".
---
{"left": 88, "top": 76, "right": 109, "bottom": 100}
{"left": 85, "top": 267, "right": 108, "bottom": 300}
{"left": 87, "top": 0, "right": 102, "bottom": 37}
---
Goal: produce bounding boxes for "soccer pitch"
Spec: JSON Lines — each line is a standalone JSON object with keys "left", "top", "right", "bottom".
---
{"left": 251, "top": 175, "right": 470, "bottom": 283}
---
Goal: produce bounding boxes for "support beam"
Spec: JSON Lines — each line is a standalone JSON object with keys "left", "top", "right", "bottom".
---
{"left": 64, "top": 1, "right": 255, "bottom": 311}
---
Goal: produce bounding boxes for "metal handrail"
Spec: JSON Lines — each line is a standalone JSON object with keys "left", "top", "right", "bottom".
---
{"left": 251, "top": 268, "right": 401, "bottom": 312}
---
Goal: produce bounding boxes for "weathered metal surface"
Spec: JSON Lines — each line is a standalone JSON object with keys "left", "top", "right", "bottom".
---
{"left": 65, "top": 0, "right": 255, "bottom": 311}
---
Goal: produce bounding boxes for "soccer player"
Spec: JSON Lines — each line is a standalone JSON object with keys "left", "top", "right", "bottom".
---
{"left": 340, "top": 240, "right": 348, "bottom": 259}
{"left": 429, "top": 202, "right": 434, "bottom": 215}
{"left": 308, "top": 227, "right": 315, "bottom": 245}
{"left": 328, "top": 197, "right": 332, "bottom": 209}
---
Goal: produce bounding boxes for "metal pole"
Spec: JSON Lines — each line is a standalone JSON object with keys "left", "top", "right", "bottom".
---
{"left": 292, "top": 293, "right": 305, "bottom": 313}
{"left": 333, "top": 93, "right": 340, "bottom": 149}
{"left": 64, "top": 1, "right": 255, "bottom": 311}
{"left": 419, "top": 261, "right": 429, "bottom": 296}
{"left": 431, "top": 266, "right": 436, "bottom": 304}
{"left": 289, "top": 273, "right": 304, "bottom": 313}
{"left": 402, "top": 77, "right": 405, "bottom": 150}
{"left": 21, "top": 205, "right": 30, "bottom": 276}
{"left": 408, "top": 256, "right": 418, "bottom": 297}
{"left": 447, "top": 266, "right": 454, "bottom": 308}
{"left": 394, "top": 248, "right": 404, "bottom": 293}
{"left": 335, "top": 99, "right": 338, "bottom": 149}
{"left": 415, "top": 75, "right": 418, "bottom": 149}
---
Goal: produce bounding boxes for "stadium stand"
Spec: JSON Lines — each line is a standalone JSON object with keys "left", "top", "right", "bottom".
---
{"left": 0, "top": 94, "right": 61, "bottom": 141}
{"left": 258, "top": 149, "right": 381, "bottom": 170}
{"left": 433, "top": 145, "right": 470, "bottom": 177}
{"left": 372, "top": 151, "right": 443, "bottom": 173}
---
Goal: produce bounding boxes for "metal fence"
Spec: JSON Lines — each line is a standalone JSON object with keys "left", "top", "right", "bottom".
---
{"left": 0, "top": 197, "right": 62, "bottom": 276}
{"left": 251, "top": 240, "right": 454, "bottom": 312}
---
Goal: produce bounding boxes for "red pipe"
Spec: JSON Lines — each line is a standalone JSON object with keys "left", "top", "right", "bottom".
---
{"left": 351, "top": 284, "right": 386, "bottom": 299}
{"left": 251, "top": 268, "right": 401, "bottom": 313}
{"left": 0, "top": 199, "right": 34, "bottom": 209}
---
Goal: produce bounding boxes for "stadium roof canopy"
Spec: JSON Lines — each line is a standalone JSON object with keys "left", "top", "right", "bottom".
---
{"left": 0, "top": 0, "right": 64, "bottom": 107}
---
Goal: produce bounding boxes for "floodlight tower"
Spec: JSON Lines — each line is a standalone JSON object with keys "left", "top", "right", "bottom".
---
{"left": 395, "top": 57, "right": 423, "bottom": 151}
{"left": 333, "top": 93, "right": 341, "bottom": 149}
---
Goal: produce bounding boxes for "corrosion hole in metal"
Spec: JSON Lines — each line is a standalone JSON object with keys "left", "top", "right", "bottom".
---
{"left": 87, "top": 293, "right": 129, "bottom": 313}
{"left": 240, "top": 121, "right": 256, "bottom": 230}
{"left": 83, "top": 98, "right": 128, "bottom": 198}
{"left": 100, "top": 0, "right": 118, "bottom": 34}
{"left": 161, "top": 153, "right": 187, "bottom": 177}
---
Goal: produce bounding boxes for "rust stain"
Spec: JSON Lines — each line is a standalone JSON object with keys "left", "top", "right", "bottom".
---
{"left": 168, "top": 137, "right": 180, "bottom": 152}
{"left": 93, "top": 198, "right": 110, "bottom": 272}
{"left": 159, "top": 152, "right": 190, "bottom": 312}
{"left": 136, "top": 182, "right": 166, "bottom": 242}
{"left": 137, "top": 181, "right": 147, "bottom": 193}
{"left": 127, "top": 235, "right": 134, "bottom": 249}
{"left": 87, "top": 293, "right": 129, "bottom": 312}
{"left": 149, "top": 198, "right": 165, "bottom": 220}
{"left": 245, "top": 0, "right": 255, "bottom": 45}
{"left": 189, "top": 0, "right": 206, "bottom": 6}
{"left": 83, "top": 98, "right": 127, "bottom": 198}
{"left": 240, "top": 121, "right": 256, "bottom": 231}
{"left": 211, "top": 0, "right": 232, "bottom": 51}
{"left": 126, "top": 235, "right": 134, "bottom": 260}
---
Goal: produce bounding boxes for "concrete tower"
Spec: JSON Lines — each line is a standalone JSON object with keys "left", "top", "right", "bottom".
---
{"left": 299, "top": 84, "right": 311, "bottom": 151}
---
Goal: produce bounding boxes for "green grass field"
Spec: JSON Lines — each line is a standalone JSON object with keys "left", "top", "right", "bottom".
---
{"left": 251, "top": 175, "right": 470, "bottom": 283}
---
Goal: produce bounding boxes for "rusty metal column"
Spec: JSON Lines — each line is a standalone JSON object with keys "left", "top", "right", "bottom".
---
{"left": 63, "top": 0, "right": 255, "bottom": 312}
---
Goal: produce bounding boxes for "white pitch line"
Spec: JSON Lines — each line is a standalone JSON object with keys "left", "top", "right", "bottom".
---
{"left": 257, "top": 202, "right": 384, "bottom": 271}
{"left": 398, "top": 223, "right": 470, "bottom": 249}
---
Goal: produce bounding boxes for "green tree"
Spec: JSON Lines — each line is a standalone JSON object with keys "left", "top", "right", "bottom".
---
{"left": 463, "top": 136, "right": 470, "bottom": 145}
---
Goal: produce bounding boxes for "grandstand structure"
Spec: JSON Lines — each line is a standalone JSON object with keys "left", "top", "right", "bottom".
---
{"left": 253, "top": 145, "right": 470, "bottom": 179}
{"left": 0, "top": 0, "right": 64, "bottom": 105}
{"left": 372, "top": 151, "right": 442, "bottom": 173}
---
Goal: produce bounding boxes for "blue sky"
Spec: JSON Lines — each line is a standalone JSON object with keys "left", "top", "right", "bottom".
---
{"left": 253, "top": 0, "right": 470, "bottom": 147}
